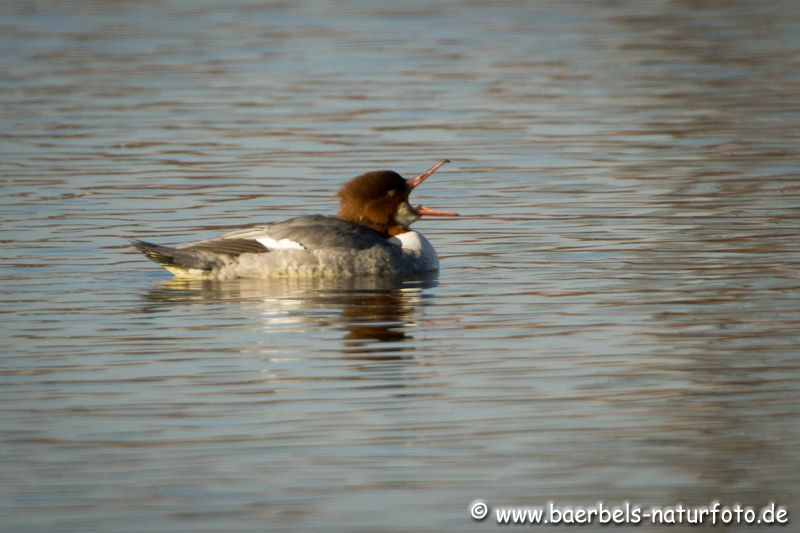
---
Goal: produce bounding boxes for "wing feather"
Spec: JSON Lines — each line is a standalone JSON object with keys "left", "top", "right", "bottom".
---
{"left": 182, "top": 238, "right": 269, "bottom": 255}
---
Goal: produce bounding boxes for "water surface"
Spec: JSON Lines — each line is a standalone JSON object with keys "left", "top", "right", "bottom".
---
{"left": 2, "top": 1, "right": 800, "bottom": 531}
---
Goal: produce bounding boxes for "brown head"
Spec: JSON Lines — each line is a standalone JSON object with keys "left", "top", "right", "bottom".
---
{"left": 337, "top": 160, "right": 458, "bottom": 237}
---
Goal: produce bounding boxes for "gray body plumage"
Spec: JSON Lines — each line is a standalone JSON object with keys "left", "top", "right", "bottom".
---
{"left": 131, "top": 215, "right": 439, "bottom": 280}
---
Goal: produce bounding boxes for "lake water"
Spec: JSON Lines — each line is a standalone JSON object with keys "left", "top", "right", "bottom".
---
{"left": 2, "top": 1, "right": 799, "bottom": 531}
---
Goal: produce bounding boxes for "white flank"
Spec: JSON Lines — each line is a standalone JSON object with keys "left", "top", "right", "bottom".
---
{"left": 256, "top": 236, "right": 306, "bottom": 250}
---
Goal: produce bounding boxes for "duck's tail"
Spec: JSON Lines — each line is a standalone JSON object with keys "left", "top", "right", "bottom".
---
{"left": 130, "top": 239, "right": 179, "bottom": 268}
{"left": 130, "top": 239, "right": 218, "bottom": 278}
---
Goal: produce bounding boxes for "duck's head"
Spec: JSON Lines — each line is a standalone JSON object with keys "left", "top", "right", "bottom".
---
{"left": 337, "top": 160, "right": 458, "bottom": 237}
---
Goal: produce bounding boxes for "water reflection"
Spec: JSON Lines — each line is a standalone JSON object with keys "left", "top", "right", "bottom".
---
{"left": 141, "top": 274, "right": 439, "bottom": 359}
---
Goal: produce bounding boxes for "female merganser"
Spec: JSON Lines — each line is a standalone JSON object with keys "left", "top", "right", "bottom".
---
{"left": 131, "top": 160, "right": 458, "bottom": 279}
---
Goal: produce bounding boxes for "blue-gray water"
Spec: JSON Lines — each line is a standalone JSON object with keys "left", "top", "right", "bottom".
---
{"left": 2, "top": 1, "right": 799, "bottom": 531}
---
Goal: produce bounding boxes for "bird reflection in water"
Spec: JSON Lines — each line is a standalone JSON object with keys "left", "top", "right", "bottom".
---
{"left": 141, "top": 274, "right": 439, "bottom": 360}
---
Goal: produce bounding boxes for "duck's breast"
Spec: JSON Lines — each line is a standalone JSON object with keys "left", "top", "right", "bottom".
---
{"left": 388, "top": 231, "right": 439, "bottom": 273}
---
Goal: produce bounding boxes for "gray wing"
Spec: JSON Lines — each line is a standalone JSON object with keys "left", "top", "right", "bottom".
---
{"left": 210, "top": 215, "right": 390, "bottom": 252}
{"left": 182, "top": 238, "right": 269, "bottom": 255}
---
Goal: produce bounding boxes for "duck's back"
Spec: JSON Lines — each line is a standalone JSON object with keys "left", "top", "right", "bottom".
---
{"left": 221, "top": 215, "right": 391, "bottom": 251}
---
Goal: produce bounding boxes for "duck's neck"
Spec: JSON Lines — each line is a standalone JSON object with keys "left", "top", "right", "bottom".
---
{"left": 336, "top": 214, "right": 407, "bottom": 238}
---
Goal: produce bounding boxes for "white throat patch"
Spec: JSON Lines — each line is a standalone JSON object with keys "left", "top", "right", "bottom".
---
{"left": 393, "top": 202, "right": 420, "bottom": 228}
